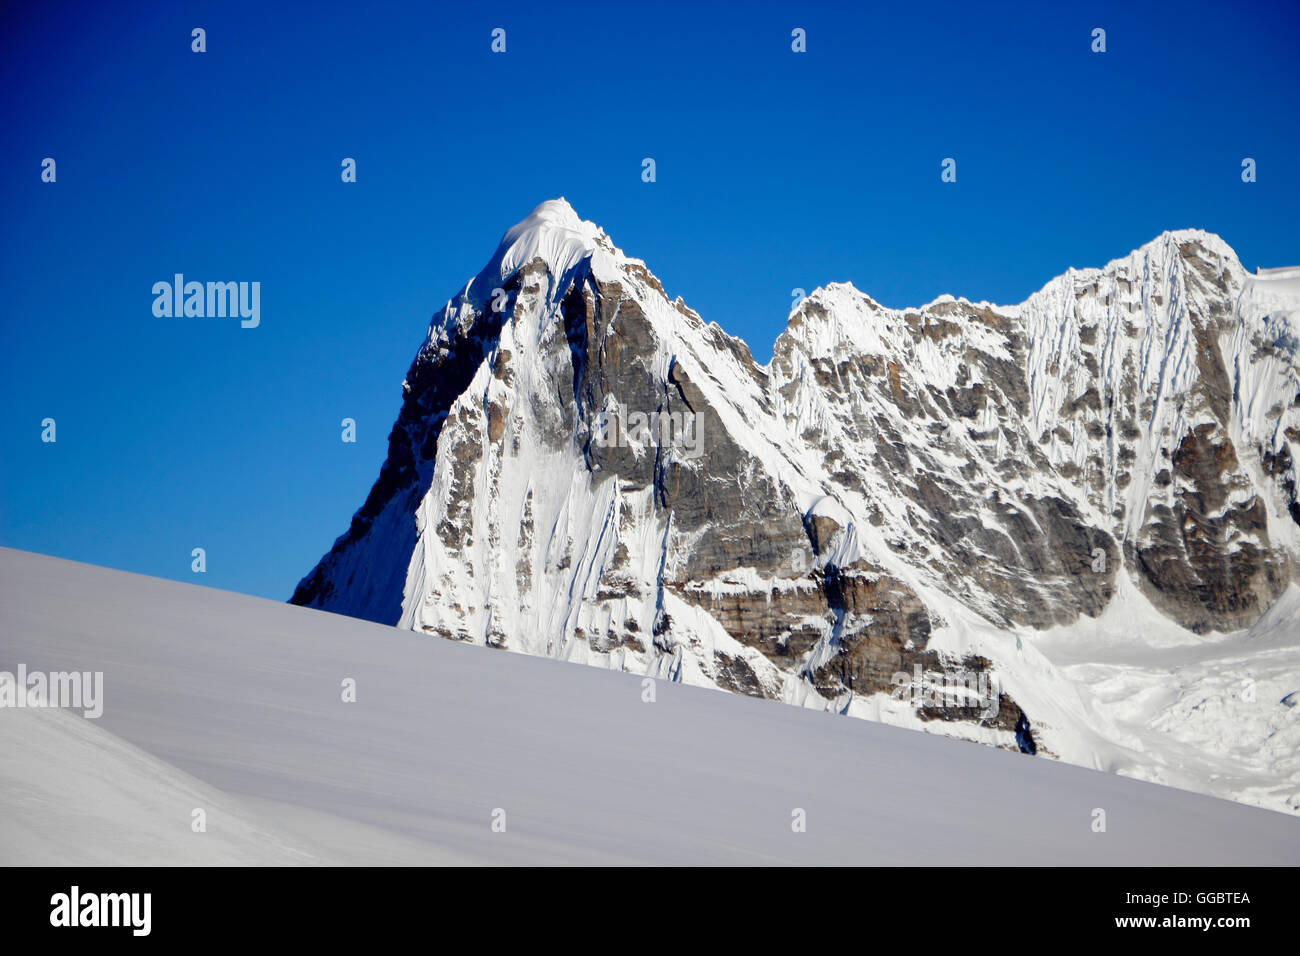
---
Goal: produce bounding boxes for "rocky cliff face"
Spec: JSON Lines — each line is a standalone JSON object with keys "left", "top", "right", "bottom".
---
{"left": 292, "top": 199, "right": 1300, "bottom": 756}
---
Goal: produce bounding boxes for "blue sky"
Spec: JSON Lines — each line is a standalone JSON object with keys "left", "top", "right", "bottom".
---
{"left": 2, "top": 0, "right": 1297, "bottom": 601}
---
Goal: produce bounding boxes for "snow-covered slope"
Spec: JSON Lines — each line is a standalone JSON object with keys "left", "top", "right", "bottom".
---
{"left": 292, "top": 200, "right": 1300, "bottom": 813}
{"left": 2, "top": 547, "right": 1297, "bottom": 865}
{"left": 0, "top": 706, "right": 339, "bottom": 865}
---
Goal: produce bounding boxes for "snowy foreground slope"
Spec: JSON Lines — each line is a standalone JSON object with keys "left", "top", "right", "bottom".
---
{"left": 293, "top": 199, "right": 1300, "bottom": 814}
{"left": 2, "top": 547, "right": 1298, "bottom": 865}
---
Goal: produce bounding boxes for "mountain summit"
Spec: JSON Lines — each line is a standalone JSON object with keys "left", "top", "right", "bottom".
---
{"left": 292, "top": 201, "right": 1300, "bottom": 810}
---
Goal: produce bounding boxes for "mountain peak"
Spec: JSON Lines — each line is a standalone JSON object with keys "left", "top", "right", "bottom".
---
{"left": 501, "top": 198, "right": 586, "bottom": 244}
{"left": 1129, "top": 228, "right": 1240, "bottom": 269}
{"left": 486, "top": 198, "right": 610, "bottom": 286}
{"left": 517, "top": 197, "right": 581, "bottom": 228}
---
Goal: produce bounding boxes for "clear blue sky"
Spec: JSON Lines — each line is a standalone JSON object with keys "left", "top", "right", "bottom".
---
{"left": 2, "top": 0, "right": 1297, "bottom": 601}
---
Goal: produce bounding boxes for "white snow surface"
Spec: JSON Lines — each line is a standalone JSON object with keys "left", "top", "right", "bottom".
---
{"left": 2, "top": 547, "right": 1298, "bottom": 865}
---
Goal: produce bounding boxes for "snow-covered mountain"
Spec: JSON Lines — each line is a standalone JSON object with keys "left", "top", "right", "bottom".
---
{"left": 292, "top": 199, "right": 1300, "bottom": 812}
